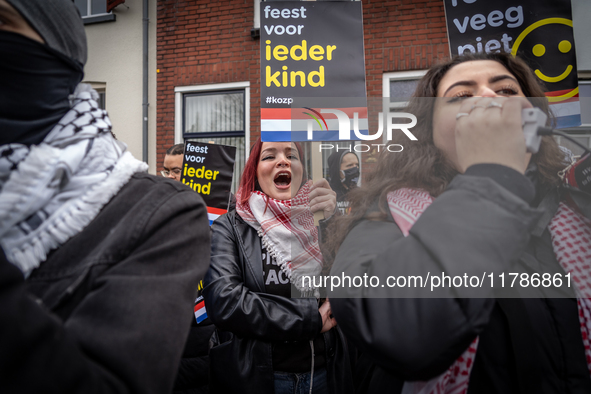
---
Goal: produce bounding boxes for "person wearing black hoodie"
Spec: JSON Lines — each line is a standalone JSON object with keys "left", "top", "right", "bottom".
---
{"left": 0, "top": 1, "right": 210, "bottom": 393}
{"left": 327, "top": 151, "right": 360, "bottom": 215}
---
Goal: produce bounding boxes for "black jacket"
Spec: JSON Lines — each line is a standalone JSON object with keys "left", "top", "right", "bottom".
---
{"left": 329, "top": 165, "right": 591, "bottom": 393}
{"left": 0, "top": 173, "right": 210, "bottom": 394}
{"left": 174, "top": 293, "right": 215, "bottom": 394}
{"left": 203, "top": 210, "right": 354, "bottom": 394}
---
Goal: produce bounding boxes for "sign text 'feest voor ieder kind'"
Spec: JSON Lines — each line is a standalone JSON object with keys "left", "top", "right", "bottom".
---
{"left": 260, "top": 1, "right": 367, "bottom": 142}
{"left": 443, "top": 0, "right": 581, "bottom": 128}
{"left": 181, "top": 142, "right": 236, "bottom": 225}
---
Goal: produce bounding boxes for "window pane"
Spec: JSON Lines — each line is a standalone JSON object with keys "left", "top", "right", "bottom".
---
{"left": 97, "top": 91, "right": 106, "bottom": 110}
{"left": 74, "top": 0, "right": 88, "bottom": 16}
{"left": 185, "top": 136, "right": 245, "bottom": 196}
{"left": 390, "top": 79, "right": 420, "bottom": 101}
{"left": 185, "top": 92, "right": 244, "bottom": 134}
{"left": 91, "top": 0, "right": 107, "bottom": 15}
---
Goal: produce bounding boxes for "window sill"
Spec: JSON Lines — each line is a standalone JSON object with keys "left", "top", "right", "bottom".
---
{"left": 82, "top": 13, "right": 116, "bottom": 25}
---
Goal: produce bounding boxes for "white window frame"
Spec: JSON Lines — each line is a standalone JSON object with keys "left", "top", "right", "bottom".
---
{"left": 254, "top": 0, "right": 260, "bottom": 29}
{"left": 382, "top": 70, "right": 427, "bottom": 101}
{"left": 174, "top": 81, "right": 251, "bottom": 159}
{"left": 86, "top": 81, "right": 106, "bottom": 110}
{"left": 381, "top": 70, "right": 427, "bottom": 143}
{"left": 76, "top": 0, "right": 111, "bottom": 18}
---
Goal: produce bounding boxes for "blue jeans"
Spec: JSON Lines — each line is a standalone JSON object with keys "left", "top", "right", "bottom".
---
{"left": 274, "top": 367, "right": 328, "bottom": 394}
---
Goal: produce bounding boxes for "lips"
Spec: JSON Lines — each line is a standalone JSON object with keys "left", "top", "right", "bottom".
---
{"left": 273, "top": 171, "right": 292, "bottom": 189}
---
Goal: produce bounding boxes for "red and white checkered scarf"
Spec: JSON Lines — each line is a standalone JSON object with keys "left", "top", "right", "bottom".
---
{"left": 236, "top": 181, "right": 323, "bottom": 296}
{"left": 388, "top": 188, "right": 591, "bottom": 394}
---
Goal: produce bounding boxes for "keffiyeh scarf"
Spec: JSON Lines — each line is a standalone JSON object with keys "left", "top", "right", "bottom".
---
{"left": 388, "top": 188, "right": 591, "bottom": 394}
{"left": 236, "top": 181, "right": 323, "bottom": 296}
{"left": 0, "top": 84, "right": 148, "bottom": 277}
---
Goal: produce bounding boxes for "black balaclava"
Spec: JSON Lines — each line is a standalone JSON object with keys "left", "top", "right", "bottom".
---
{"left": 1, "top": 0, "right": 87, "bottom": 146}
{"left": 327, "top": 151, "right": 359, "bottom": 199}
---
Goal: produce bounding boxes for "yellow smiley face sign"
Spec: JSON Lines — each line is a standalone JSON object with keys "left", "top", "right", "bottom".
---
{"left": 511, "top": 18, "right": 578, "bottom": 102}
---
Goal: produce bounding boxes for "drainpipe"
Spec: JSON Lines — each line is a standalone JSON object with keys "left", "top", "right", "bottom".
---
{"left": 142, "top": 0, "right": 149, "bottom": 163}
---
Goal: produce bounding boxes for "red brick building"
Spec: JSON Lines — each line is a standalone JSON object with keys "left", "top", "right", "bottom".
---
{"left": 156, "top": 0, "right": 452, "bottom": 188}
{"left": 156, "top": 0, "right": 591, "bottom": 188}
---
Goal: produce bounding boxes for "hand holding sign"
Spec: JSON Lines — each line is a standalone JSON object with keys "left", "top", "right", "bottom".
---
{"left": 308, "top": 179, "right": 336, "bottom": 220}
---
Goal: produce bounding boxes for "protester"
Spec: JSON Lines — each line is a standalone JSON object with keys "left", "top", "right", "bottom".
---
{"left": 162, "top": 143, "right": 185, "bottom": 181}
{"left": 203, "top": 138, "right": 353, "bottom": 394}
{"left": 327, "top": 151, "right": 360, "bottom": 215}
{"left": 328, "top": 52, "right": 591, "bottom": 393}
{"left": 0, "top": 1, "right": 210, "bottom": 393}
{"left": 159, "top": 141, "right": 214, "bottom": 394}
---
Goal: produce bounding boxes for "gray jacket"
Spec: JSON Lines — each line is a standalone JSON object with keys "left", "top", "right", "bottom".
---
{"left": 330, "top": 165, "right": 591, "bottom": 393}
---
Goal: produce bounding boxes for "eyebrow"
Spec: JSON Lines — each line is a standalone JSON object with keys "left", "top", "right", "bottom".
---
{"left": 442, "top": 75, "right": 519, "bottom": 96}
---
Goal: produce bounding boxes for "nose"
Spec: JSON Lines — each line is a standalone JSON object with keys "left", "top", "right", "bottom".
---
{"left": 477, "top": 86, "right": 499, "bottom": 97}
{"left": 277, "top": 155, "right": 290, "bottom": 167}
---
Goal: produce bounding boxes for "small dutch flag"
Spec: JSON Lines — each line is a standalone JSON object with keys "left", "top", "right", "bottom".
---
{"left": 194, "top": 296, "right": 207, "bottom": 324}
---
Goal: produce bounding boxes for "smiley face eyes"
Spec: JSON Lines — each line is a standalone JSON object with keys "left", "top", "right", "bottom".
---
{"left": 533, "top": 40, "right": 572, "bottom": 57}
{"left": 558, "top": 40, "right": 572, "bottom": 53}
{"left": 533, "top": 44, "right": 545, "bottom": 57}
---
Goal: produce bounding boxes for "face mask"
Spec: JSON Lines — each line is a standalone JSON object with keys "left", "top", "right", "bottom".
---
{"left": 0, "top": 31, "right": 83, "bottom": 146}
{"left": 341, "top": 167, "right": 360, "bottom": 187}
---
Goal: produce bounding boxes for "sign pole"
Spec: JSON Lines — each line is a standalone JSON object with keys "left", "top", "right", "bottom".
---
{"left": 311, "top": 141, "right": 324, "bottom": 226}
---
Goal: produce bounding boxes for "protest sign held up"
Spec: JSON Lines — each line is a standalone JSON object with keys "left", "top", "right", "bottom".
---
{"left": 443, "top": 0, "right": 581, "bottom": 128}
{"left": 260, "top": 1, "right": 367, "bottom": 142}
{"left": 181, "top": 141, "right": 236, "bottom": 225}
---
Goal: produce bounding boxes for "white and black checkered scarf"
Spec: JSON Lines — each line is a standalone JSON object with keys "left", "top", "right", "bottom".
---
{"left": 0, "top": 84, "right": 147, "bottom": 277}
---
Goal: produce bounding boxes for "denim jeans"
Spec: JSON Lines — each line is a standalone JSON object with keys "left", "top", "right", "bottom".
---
{"left": 274, "top": 367, "right": 328, "bottom": 394}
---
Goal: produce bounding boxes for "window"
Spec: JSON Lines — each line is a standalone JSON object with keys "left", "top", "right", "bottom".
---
{"left": 96, "top": 90, "right": 106, "bottom": 110}
{"left": 175, "top": 82, "right": 250, "bottom": 193}
{"left": 75, "top": 0, "right": 116, "bottom": 24}
{"left": 85, "top": 82, "right": 106, "bottom": 110}
{"left": 383, "top": 70, "right": 427, "bottom": 105}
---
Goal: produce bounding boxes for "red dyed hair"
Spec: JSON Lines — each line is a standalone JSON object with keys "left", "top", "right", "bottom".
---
{"left": 237, "top": 138, "right": 307, "bottom": 206}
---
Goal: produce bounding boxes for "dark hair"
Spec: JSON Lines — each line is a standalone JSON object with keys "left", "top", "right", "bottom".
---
{"left": 237, "top": 138, "right": 307, "bottom": 206}
{"left": 166, "top": 143, "right": 185, "bottom": 156}
{"left": 327, "top": 52, "right": 567, "bottom": 256}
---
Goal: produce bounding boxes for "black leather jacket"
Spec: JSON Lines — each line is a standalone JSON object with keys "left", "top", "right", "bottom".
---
{"left": 203, "top": 210, "right": 353, "bottom": 394}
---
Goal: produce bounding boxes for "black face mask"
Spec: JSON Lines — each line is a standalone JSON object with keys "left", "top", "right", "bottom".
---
{"left": 0, "top": 31, "right": 84, "bottom": 146}
{"left": 341, "top": 167, "right": 359, "bottom": 188}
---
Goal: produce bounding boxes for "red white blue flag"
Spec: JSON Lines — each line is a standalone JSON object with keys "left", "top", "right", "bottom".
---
{"left": 194, "top": 296, "right": 207, "bottom": 324}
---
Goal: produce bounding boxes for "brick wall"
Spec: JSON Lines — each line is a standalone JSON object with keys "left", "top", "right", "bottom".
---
{"left": 156, "top": 0, "right": 449, "bottom": 171}
{"left": 156, "top": 0, "right": 261, "bottom": 166}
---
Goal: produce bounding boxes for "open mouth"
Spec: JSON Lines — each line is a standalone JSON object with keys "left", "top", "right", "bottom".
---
{"left": 274, "top": 171, "right": 292, "bottom": 188}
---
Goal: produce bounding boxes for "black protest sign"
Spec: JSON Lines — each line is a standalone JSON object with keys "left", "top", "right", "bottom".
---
{"left": 443, "top": 0, "right": 580, "bottom": 127}
{"left": 260, "top": 1, "right": 366, "bottom": 141}
{"left": 260, "top": 1, "right": 366, "bottom": 101}
{"left": 180, "top": 142, "right": 236, "bottom": 211}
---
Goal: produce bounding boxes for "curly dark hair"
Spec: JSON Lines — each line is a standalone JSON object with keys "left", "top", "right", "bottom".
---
{"left": 326, "top": 52, "right": 567, "bottom": 259}
{"left": 166, "top": 143, "right": 185, "bottom": 156}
